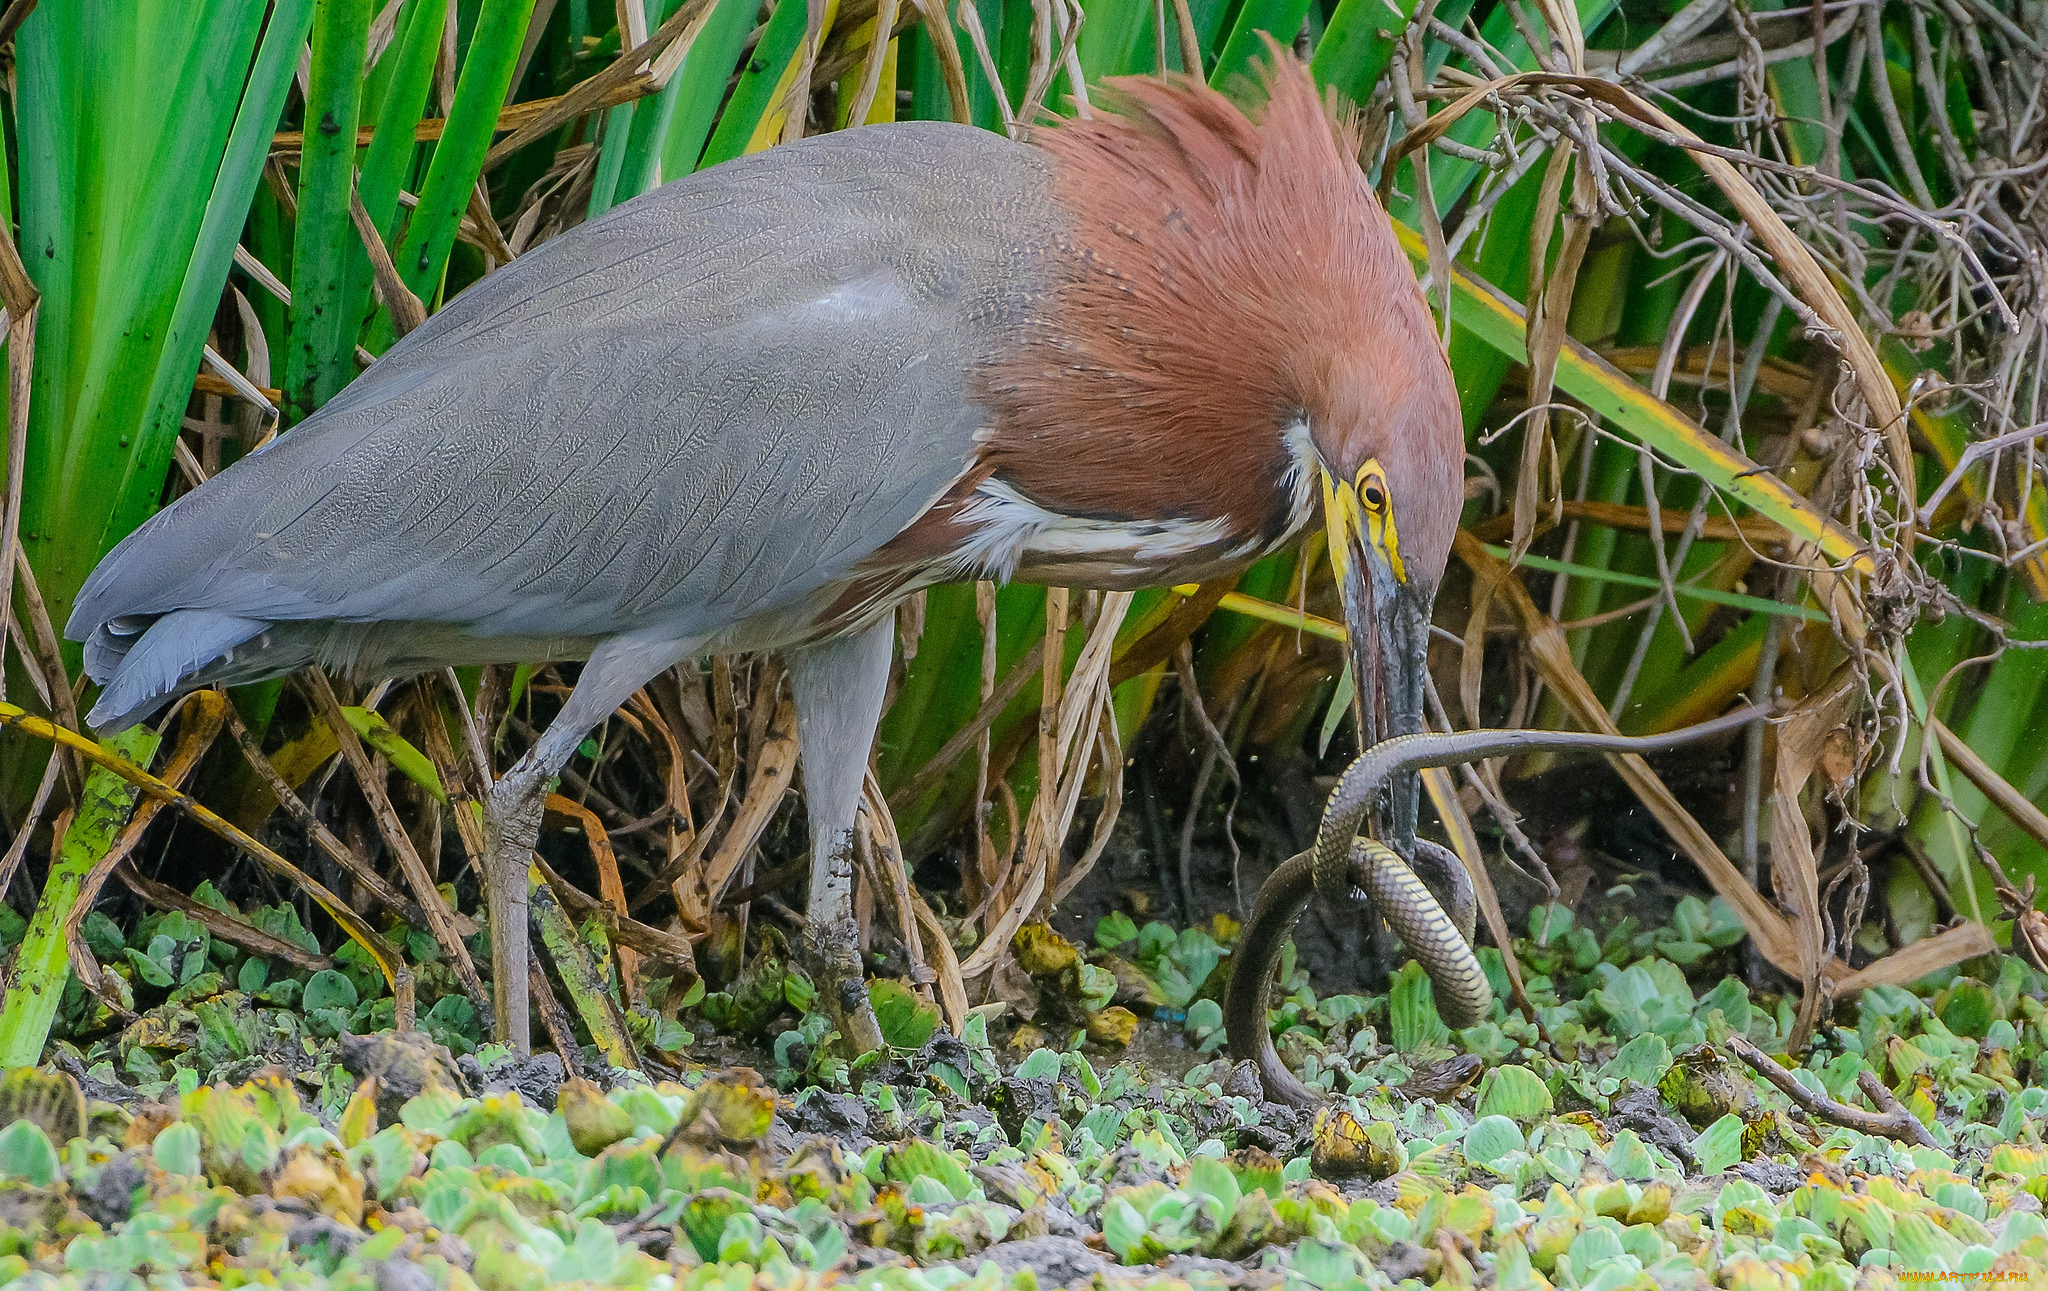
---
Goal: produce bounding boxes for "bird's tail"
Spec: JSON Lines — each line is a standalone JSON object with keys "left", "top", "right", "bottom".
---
{"left": 83, "top": 610, "right": 271, "bottom": 732}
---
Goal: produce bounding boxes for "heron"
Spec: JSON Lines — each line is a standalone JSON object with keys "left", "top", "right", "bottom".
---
{"left": 67, "top": 55, "right": 1462, "bottom": 1054}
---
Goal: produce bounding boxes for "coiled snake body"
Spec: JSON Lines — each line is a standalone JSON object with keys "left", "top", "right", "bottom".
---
{"left": 1223, "top": 708, "right": 1763, "bottom": 1107}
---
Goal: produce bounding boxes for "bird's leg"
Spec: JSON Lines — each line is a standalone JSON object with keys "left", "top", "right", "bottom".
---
{"left": 481, "top": 634, "right": 695, "bottom": 1053}
{"left": 481, "top": 760, "right": 549, "bottom": 1051}
{"left": 784, "top": 619, "right": 896, "bottom": 1058}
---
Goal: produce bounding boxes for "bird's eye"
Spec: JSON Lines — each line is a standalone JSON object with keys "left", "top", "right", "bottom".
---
{"left": 1356, "top": 458, "right": 1390, "bottom": 512}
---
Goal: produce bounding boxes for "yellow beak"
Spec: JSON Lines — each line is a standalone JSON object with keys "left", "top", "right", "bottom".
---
{"left": 1320, "top": 468, "right": 1367, "bottom": 593}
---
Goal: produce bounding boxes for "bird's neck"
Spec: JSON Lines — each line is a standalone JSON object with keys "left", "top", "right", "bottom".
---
{"left": 858, "top": 412, "right": 1317, "bottom": 598}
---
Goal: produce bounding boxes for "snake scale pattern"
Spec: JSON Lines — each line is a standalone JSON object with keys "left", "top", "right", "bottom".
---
{"left": 1224, "top": 708, "right": 1766, "bottom": 1107}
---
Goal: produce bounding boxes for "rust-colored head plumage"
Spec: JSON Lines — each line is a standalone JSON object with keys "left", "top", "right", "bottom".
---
{"left": 974, "top": 51, "right": 1462, "bottom": 587}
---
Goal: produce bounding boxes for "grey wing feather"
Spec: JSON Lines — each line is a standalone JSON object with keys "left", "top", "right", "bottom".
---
{"left": 70, "top": 124, "right": 1056, "bottom": 709}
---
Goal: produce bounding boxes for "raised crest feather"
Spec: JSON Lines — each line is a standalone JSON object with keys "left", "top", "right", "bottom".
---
{"left": 973, "top": 47, "right": 1461, "bottom": 585}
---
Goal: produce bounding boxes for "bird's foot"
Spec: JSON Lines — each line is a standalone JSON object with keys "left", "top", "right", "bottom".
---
{"left": 801, "top": 918, "right": 885, "bottom": 1058}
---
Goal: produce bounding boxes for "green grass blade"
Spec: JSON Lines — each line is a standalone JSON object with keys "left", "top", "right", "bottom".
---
{"left": 1559, "top": 439, "right": 1640, "bottom": 672}
{"left": 904, "top": 27, "right": 954, "bottom": 122}
{"left": 1210, "top": 0, "right": 1314, "bottom": 93}
{"left": 958, "top": 0, "right": 1008, "bottom": 130}
{"left": 0, "top": 726, "right": 161, "bottom": 1067}
{"left": 584, "top": 0, "right": 679, "bottom": 217}
{"left": 1887, "top": 337, "right": 2048, "bottom": 597}
{"left": 11, "top": 18, "right": 81, "bottom": 464}
{"left": 360, "top": 0, "right": 446, "bottom": 221}
{"left": 835, "top": 28, "right": 901, "bottom": 127}
{"left": 878, "top": 583, "right": 1045, "bottom": 798}
{"left": 1618, "top": 610, "right": 1772, "bottom": 734}
{"left": 529, "top": 866, "right": 635, "bottom": 1067}
{"left": 136, "top": 0, "right": 314, "bottom": 448}
{"left": 339, "top": 706, "right": 447, "bottom": 802}
{"left": 598, "top": 0, "right": 694, "bottom": 208}
{"left": 1098, "top": 0, "right": 1235, "bottom": 78}
{"left": 1484, "top": 547, "right": 1827, "bottom": 622}
{"left": 283, "top": 0, "right": 372, "bottom": 421}
{"left": 660, "top": 0, "right": 759, "bottom": 175}
{"left": 699, "top": 0, "right": 819, "bottom": 166}
{"left": 1076, "top": 0, "right": 1157, "bottom": 80}
{"left": 1753, "top": 0, "right": 1828, "bottom": 166}
{"left": 588, "top": 101, "right": 641, "bottom": 217}
{"left": 387, "top": 0, "right": 539, "bottom": 307}
{"left": 1953, "top": 596, "right": 2048, "bottom": 786}
{"left": 997, "top": 0, "right": 1035, "bottom": 93}
{"left": 1914, "top": 595, "right": 2048, "bottom": 881}
{"left": 27, "top": 0, "right": 305, "bottom": 638}
{"left": 1195, "top": 550, "right": 1296, "bottom": 669}
{"left": 880, "top": 583, "right": 1057, "bottom": 846}
{"left": 1862, "top": 554, "right": 1992, "bottom": 831}
{"left": 343, "top": 0, "right": 447, "bottom": 340}
{"left": 1897, "top": 652, "right": 1990, "bottom": 928}
{"left": 1310, "top": 0, "right": 1419, "bottom": 108}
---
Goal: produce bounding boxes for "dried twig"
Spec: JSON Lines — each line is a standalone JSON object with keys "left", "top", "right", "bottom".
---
{"left": 905, "top": 0, "right": 972, "bottom": 123}
{"left": 350, "top": 184, "right": 426, "bottom": 336}
{"left": 1173, "top": 640, "right": 1240, "bottom": 915}
{"left": 10, "top": 548, "right": 80, "bottom": 793}
{"left": 959, "top": 590, "right": 1132, "bottom": 978}
{"left": 221, "top": 702, "right": 419, "bottom": 919}
{"left": 118, "top": 862, "right": 335, "bottom": 974}
{"left": 304, "top": 667, "right": 488, "bottom": 1009}
{"left": 682, "top": 682, "right": 799, "bottom": 923}
{"left": 1929, "top": 718, "right": 2048, "bottom": 856}
{"left": 528, "top": 953, "right": 585, "bottom": 1076}
{"left": 0, "top": 754, "right": 60, "bottom": 902}
{"left": 1770, "top": 675, "right": 1855, "bottom": 1049}
{"left": 859, "top": 767, "right": 935, "bottom": 1002}
{"left": 840, "top": 0, "right": 903, "bottom": 126}
{"left": 890, "top": 640, "right": 1046, "bottom": 817}
{"left": 482, "top": 0, "right": 715, "bottom": 168}
{"left": 0, "top": 204, "right": 40, "bottom": 717}
{"left": 1727, "top": 1035, "right": 1938, "bottom": 1149}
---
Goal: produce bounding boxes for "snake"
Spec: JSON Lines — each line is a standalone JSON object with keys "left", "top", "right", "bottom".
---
{"left": 1223, "top": 706, "right": 1766, "bottom": 1107}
